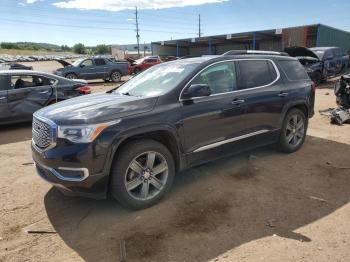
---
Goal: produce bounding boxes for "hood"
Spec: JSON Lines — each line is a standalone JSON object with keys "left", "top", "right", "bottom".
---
{"left": 284, "top": 46, "right": 320, "bottom": 60}
{"left": 35, "top": 93, "right": 158, "bottom": 125}
{"left": 55, "top": 59, "right": 72, "bottom": 67}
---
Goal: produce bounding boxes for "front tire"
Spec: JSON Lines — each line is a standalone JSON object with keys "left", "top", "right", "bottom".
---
{"left": 65, "top": 73, "right": 77, "bottom": 79}
{"left": 277, "top": 108, "right": 307, "bottom": 153}
{"left": 110, "top": 140, "right": 175, "bottom": 210}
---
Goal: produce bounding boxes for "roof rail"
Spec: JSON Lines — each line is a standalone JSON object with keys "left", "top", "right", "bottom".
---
{"left": 223, "top": 50, "right": 288, "bottom": 56}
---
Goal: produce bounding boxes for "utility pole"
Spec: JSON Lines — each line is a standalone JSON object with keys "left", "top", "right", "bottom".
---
{"left": 135, "top": 6, "right": 140, "bottom": 57}
{"left": 198, "top": 14, "right": 202, "bottom": 38}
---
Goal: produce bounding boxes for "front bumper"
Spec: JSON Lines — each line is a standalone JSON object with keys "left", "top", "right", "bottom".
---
{"left": 32, "top": 140, "right": 110, "bottom": 199}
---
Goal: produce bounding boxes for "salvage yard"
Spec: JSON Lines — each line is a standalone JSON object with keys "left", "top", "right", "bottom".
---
{"left": 0, "top": 61, "right": 350, "bottom": 262}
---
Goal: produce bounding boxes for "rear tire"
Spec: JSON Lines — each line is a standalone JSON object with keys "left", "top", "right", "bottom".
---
{"left": 110, "top": 71, "right": 121, "bottom": 83}
{"left": 277, "top": 108, "right": 307, "bottom": 153}
{"left": 110, "top": 139, "right": 175, "bottom": 210}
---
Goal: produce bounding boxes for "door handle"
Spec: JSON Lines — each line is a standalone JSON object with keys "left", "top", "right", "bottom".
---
{"left": 40, "top": 91, "right": 49, "bottom": 94}
{"left": 278, "top": 92, "right": 289, "bottom": 97}
{"left": 232, "top": 99, "right": 245, "bottom": 105}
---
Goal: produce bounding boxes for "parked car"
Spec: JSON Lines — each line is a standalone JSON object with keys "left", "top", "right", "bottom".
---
{"left": 0, "top": 70, "right": 91, "bottom": 125}
{"left": 285, "top": 46, "right": 349, "bottom": 85}
{"left": 0, "top": 63, "right": 33, "bottom": 70}
{"left": 130, "top": 56, "right": 162, "bottom": 74}
{"left": 32, "top": 54, "right": 315, "bottom": 209}
{"left": 53, "top": 57, "right": 129, "bottom": 82}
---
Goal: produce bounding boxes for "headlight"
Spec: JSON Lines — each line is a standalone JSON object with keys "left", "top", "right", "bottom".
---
{"left": 57, "top": 120, "right": 121, "bottom": 143}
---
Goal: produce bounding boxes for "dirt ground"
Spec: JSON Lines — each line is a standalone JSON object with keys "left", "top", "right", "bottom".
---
{"left": 0, "top": 61, "right": 350, "bottom": 262}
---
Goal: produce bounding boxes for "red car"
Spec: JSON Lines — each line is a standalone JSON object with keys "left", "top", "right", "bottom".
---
{"left": 130, "top": 56, "right": 162, "bottom": 74}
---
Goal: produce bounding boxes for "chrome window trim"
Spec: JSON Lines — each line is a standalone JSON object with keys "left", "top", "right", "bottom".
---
{"left": 179, "top": 58, "right": 280, "bottom": 102}
{"left": 193, "top": 129, "right": 270, "bottom": 153}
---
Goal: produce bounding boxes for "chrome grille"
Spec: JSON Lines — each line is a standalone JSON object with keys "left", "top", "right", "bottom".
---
{"left": 32, "top": 117, "right": 52, "bottom": 149}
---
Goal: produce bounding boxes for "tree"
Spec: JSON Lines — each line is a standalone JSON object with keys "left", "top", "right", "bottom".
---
{"left": 94, "top": 44, "right": 110, "bottom": 55}
{"left": 73, "top": 43, "right": 86, "bottom": 54}
{"left": 61, "top": 45, "right": 71, "bottom": 51}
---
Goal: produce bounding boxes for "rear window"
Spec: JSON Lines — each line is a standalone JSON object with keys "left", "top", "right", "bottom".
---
{"left": 279, "top": 60, "right": 309, "bottom": 81}
{"left": 237, "top": 60, "right": 277, "bottom": 89}
{"left": 95, "top": 58, "right": 106, "bottom": 66}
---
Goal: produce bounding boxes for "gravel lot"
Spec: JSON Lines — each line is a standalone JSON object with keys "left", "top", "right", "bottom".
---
{"left": 0, "top": 61, "right": 349, "bottom": 262}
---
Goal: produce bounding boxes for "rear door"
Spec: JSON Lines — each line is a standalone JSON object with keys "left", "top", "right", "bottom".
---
{"left": 7, "top": 75, "right": 52, "bottom": 121}
{"left": 94, "top": 58, "right": 108, "bottom": 79}
{"left": 0, "top": 74, "right": 11, "bottom": 123}
{"left": 233, "top": 59, "right": 285, "bottom": 135}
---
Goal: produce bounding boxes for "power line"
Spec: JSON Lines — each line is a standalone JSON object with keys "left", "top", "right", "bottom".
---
{"left": 1, "top": 18, "right": 195, "bottom": 35}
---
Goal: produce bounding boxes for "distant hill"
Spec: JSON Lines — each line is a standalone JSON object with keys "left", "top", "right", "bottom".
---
{"left": 15, "top": 42, "right": 61, "bottom": 50}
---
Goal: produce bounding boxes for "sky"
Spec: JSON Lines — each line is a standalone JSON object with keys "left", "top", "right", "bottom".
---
{"left": 1, "top": 0, "right": 350, "bottom": 46}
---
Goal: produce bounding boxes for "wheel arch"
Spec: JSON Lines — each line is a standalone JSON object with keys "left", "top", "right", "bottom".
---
{"left": 279, "top": 101, "right": 309, "bottom": 127}
{"left": 105, "top": 126, "right": 185, "bottom": 180}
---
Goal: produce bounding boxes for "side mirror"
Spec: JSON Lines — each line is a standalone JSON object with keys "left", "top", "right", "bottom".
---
{"left": 182, "top": 84, "right": 211, "bottom": 100}
{"left": 80, "top": 64, "right": 85, "bottom": 68}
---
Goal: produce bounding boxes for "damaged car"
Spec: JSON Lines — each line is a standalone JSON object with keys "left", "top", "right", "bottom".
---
{"left": 53, "top": 57, "right": 129, "bottom": 82}
{"left": 285, "top": 46, "right": 349, "bottom": 85}
{"left": 0, "top": 70, "right": 91, "bottom": 125}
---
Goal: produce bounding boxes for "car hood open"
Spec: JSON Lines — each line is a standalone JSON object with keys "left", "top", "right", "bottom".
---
{"left": 55, "top": 59, "right": 73, "bottom": 67}
{"left": 284, "top": 46, "right": 320, "bottom": 60}
{"left": 35, "top": 93, "right": 158, "bottom": 125}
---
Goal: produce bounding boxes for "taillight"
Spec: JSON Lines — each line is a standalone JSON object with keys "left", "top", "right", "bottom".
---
{"left": 77, "top": 86, "right": 91, "bottom": 94}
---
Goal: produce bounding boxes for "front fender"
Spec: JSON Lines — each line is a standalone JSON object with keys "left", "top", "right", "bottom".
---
{"left": 102, "top": 123, "right": 185, "bottom": 178}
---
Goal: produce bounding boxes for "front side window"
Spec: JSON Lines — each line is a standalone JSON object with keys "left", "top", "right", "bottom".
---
{"left": 0, "top": 75, "right": 10, "bottom": 91}
{"left": 81, "top": 59, "right": 93, "bottom": 67}
{"left": 191, "top": 62, "right": 237, "bottom": 95}
{"left": 237, "top": 60, "right": 276, "bottom": 90}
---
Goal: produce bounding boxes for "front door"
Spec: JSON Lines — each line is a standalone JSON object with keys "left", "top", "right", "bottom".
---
{"left": 181, "top": 61, "right": 246, "bottom": 163}
{"left": 79, "top": 59, "right": 96, "bottom": 80}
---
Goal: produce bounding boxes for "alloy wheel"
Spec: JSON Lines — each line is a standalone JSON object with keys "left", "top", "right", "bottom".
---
{"left": 124, "top": 151, "right": 168, "bottom": 201}
{"left": 285, "top": 114, "right": 305, "bottom": 147}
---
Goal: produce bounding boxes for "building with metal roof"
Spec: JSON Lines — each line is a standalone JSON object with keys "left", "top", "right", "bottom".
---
{"left": 151, "top": 24, "right": 350, "bottom": 57}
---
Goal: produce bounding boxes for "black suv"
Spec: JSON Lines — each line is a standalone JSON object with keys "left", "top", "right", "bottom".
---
{"left": 32, "top": 55, "right": 315, "bottom": 209}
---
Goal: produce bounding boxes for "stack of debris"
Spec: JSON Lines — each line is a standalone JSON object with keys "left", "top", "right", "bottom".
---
{"left": 330, "top": 74, "right": 350, "bottom": 125}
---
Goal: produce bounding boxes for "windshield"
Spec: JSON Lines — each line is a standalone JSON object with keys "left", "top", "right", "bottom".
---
{"left": 115, "top": 61, "right": 198, "bottom": 97}
{"left": 72, "top": 58, "right": 84, "bottom": 67}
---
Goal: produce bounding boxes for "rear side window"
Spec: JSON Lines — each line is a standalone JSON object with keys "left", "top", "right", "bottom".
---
{"left": 279, "top": 60, "right": 309, "bottom": 81}
{"left": 95, "top": 58, "right": 106, "bottom": 66}
{"left": 237, "top": 60, "right": 277, "bottom": 89}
